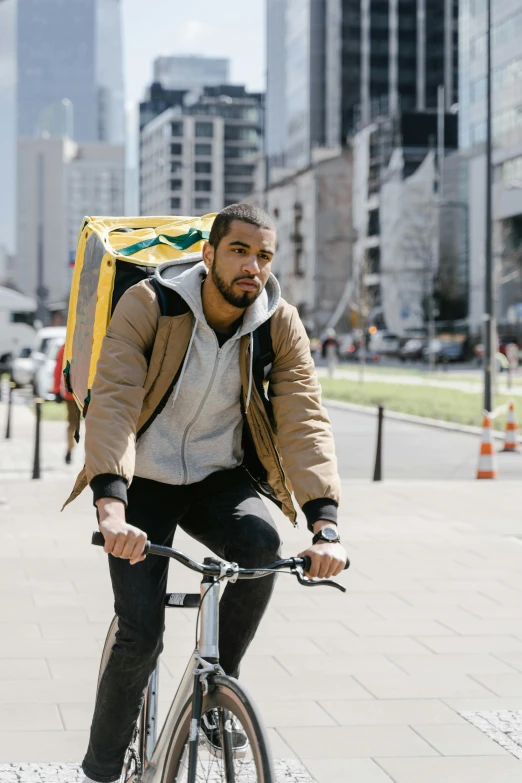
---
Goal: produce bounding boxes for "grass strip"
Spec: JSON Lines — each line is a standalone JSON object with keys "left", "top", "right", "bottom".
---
{"left": 320, "top": 377, "right": 515, "bottom": 431}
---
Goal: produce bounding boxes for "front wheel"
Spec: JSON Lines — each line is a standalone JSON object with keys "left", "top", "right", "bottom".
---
{"left": 163, "top": 675, "right": 274, "bottom": 783}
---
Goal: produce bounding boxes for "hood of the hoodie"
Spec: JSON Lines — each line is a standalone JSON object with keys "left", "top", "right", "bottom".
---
{"left": 155, "top": 254, "right": 281, "bottom": 337}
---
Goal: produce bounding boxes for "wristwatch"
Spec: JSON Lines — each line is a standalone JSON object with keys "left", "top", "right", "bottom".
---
{"left": 312, "top": 526, "right": 341, "bottom": 545}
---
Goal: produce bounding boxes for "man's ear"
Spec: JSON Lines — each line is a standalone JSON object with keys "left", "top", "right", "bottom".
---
{"left": 202, "top": 241, "right": 214, "bottom": 271}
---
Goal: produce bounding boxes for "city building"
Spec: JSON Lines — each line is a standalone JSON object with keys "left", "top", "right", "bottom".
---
{"left": 153, "top": 55, "right": 229, "bottom": 92}
{"left": 0, "top": 0, "right": 125, "bottom": 254}
{"left": 140, "top": 111, "right": 225, "bottom": 216}
{"left": 265, "top": 149, "right": 354, "bottom": 336}
{"left": 16, "top": 137, "right": 124, "bottom": 307}
{"left": 266, "top": 0, "right": 326, "bottom": 175}
{"left": 140, "top": 85, "right": 264, "bottom": 216}
{"left": 459, "top": 0, "right": 522, "bottom": 336}
{"left": 266, "top": 0, "right": 459, "bottom": 179}
{"left": 351, "top": 110, "right": 460, "bottom": 337}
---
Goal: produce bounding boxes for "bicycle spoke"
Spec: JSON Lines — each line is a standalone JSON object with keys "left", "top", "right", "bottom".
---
{"left": 175, "top": 707, "right": 258, "bottom": 783}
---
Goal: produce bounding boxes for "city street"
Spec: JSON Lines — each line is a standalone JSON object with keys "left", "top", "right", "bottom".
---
{"left": 1, "top": 400, "right": 522, "bottom": 782}
{"left": 329, "top": 404, "right": 522, "bottom": 481}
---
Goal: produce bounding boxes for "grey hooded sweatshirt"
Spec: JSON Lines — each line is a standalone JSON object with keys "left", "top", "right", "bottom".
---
{"left": 134, "top": 259, "right": 281, "bottom": 486}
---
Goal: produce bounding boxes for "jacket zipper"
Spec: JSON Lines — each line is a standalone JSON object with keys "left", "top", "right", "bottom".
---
{"left": 180, "top": 331, "right": 222, "bottom": 484}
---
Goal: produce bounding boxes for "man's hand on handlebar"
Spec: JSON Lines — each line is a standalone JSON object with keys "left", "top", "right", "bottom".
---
{"left": 96, "top": 498, "right": 147, "bottom": 566}
{"left": 298, "top": 542, "right": 347, "bottom": 579}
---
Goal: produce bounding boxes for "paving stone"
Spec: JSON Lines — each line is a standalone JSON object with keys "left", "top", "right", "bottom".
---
{"left": 376, "top": 756, "right": 522, "bottom": 783}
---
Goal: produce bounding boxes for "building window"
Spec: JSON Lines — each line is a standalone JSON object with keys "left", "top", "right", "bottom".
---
{"left": 195, "top": 122, "right": 214, "bottom": 138}
{"left": 171, "top": 197, "right": 181, "bottom": 210}
{"left": 195, "top": 180, "right": 212, "bottom": 192}
{"left": 195, "top": 161, "right": 212, "bottom": 174}
{"left": 171, "top": 122, "right": 184, "bottom": 137}
{"left": 224, "top": 126, "right": 259, "bottom": 142}
{"left": 171, "top": 161, "right": 183, "bottom": 173}
{"left": 225, "top": 164, "right": 255, "bottom": 177}
{"left": 195, "top": 198, "right": 211, "bottom": 211}
{"left": 170, "top": 179, "right": 183, "bottom": 191}
{"left": 171, "top": 143, "right": 183, "bottom": 155}
{"left": 195, "top": 143, "right": 212, "bottom": 155}
{"left": 225, "top": 146, "right": 258, "bottom": 159}
{"left": 225, "top": 181, "right": 253, "bottom": 195}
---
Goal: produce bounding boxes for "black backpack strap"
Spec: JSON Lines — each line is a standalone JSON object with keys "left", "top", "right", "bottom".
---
{"left": 252, "top": 319, "right": 274, "bottom": 380}
{"left": 149, "top": 277, "right": 190, "bottom": 317}
{"left": 252, "top": 318, "right": 274, "bottom": 420}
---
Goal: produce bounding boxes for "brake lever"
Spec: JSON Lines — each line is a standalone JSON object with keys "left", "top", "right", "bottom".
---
{"left": 292, "top": 566, "right": 347, "bottom": 593}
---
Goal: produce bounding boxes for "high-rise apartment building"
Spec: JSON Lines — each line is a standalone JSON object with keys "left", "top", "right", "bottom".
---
{"left": 153, "top": 56, "right": 230, "bottom": 92}
{"left": 0, "top": 0, "right": 125, "bottom": 253}
{"left": 140, "top": 85, "right": 264, "bottom": 216}
{"left": 266, "top": 0, "right": 459, "bottom": 175}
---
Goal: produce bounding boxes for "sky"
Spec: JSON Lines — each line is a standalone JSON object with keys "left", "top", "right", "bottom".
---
{"left": 122, "top": 0, "right": 266, "bottom": 105}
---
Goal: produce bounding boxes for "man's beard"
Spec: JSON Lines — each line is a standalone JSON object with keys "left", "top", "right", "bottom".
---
{"left": 211, "top": 262, "right": 262, "bottom": 308}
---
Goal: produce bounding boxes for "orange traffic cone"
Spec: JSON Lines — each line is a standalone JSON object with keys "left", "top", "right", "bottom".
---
{"left": 477, "top": 412, "right": 497, "bottom": 479}
{"left": 501, "top": 401, "right": 519, "bottom": 453}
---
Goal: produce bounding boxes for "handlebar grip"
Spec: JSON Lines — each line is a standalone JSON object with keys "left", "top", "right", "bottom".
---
{"left": 300, "top": 555, "right": 350, "bottom": 572}
{"left": 91, "top": 532, "right": 105, "bottom": 547}
{"left": 91, "top": 531, "right": 151, "bottom": 555}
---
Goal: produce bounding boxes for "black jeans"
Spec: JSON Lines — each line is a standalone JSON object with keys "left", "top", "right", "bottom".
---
{"left": 82, "top": 467, "right": 281, "bottom": 783}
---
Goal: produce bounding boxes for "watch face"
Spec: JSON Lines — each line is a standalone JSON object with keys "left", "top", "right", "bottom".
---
{"left": 322, "top": 527, "right": 339, "bottom": 542}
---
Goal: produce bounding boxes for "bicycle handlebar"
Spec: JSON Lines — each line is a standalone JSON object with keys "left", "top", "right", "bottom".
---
{"left": 91, "top": 531, "right": 349, "bottom": 592}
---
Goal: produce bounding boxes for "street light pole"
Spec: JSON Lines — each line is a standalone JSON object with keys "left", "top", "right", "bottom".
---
{"left": 484, "top": 0, "right": 494, "bottom": 412}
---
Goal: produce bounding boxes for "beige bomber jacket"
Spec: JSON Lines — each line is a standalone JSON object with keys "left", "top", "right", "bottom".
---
{"left": 65, "top": 280, "right": 341, "bottom": 528}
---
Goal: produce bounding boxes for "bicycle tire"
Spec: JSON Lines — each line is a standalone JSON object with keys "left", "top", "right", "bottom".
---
{"left": 162, "top": 674, "right": 274, "bottom": 783}
{"left": 98, "top": 615, "right": 150, "bottom": 782}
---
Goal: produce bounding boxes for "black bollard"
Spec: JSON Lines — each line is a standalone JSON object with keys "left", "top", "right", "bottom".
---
{"left": 5, "top": 381, "right": 14, "bottom": 439}
{"left": 32, "top": 398, "right": 42, "bottom": 480}
{"left": 373, "top": 404, "right": 384, "bottom": 482}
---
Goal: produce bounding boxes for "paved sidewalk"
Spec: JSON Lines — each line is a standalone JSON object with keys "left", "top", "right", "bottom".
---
{"left": 1, "top": 402, "right": 522, "bottom": 781}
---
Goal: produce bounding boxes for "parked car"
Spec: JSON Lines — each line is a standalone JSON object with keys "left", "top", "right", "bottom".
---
{"left": 33, "top": 329, "right": 67, "bottom": 399}
{"left": 338, "top": 333, "right": 361, "bottom": 361}
{"left": 11, "top": 326, "right": 66, "bottom": 396}
{"left": 368, "top": 331, "right": 400, "bottom": 358}
{"left": 423, "top": 338, "right": 466, "bottom": 364}
{"left": 0, "top": 287, "right": 37, "bottom": 372}
{"left": 11, "top": 346, "right": 35, "bottom": 388}
{"left": 400, "top": 338, "right": 425, "bottom": 362}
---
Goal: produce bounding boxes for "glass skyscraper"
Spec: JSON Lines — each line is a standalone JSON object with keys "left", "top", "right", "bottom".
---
{"left": 266, "top": 0, "right": 459, "bottom": 176}
{"left": 0, "top": 0, "right": 124, "bottom": 252}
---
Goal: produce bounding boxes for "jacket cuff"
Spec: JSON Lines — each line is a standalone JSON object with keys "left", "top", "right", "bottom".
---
{"left": 90, "top": 474, "right": 128, "bottom": 506}
{"left": 302, "top": 498, "right": 338, "bottom": 531}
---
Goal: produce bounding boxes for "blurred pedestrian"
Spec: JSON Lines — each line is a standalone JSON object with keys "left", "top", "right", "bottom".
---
{"left": 322, "top": 328, "right": 340, "bottom": 378}
{"left": 53, "top": 342, "right": 77, "bottom": 465}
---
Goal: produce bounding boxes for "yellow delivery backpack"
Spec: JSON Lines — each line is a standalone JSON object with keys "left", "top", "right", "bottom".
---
{"left": 63, "top": 214, "right": 216, "bottom": 416}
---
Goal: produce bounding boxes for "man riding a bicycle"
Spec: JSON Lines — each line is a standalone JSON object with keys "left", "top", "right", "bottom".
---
{"left": 76, "top": 203, "right": 345, "bottom": 783}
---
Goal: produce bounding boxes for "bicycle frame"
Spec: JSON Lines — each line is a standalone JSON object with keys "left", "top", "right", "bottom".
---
{"left": 141, "top": 573, "right": 222, "bottom": 783}
{"left": 90, "top": 531, "right": 348, "bottom": 783}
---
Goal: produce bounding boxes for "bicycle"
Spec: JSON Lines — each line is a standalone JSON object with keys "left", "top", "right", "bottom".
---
{"left": 91, "top": 531, "right": 349, "bottom": 783}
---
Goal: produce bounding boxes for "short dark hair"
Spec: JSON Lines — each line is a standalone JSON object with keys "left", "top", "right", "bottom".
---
{"left": 209, "top": 203, "right": 276, "bottom": 249}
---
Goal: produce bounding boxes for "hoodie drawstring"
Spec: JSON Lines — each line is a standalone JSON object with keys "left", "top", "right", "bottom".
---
{"left": 245, "top": 332, "right": 254, "bottom": 412}
{"left": 172, "top": 317, "right": 199, "bottom": 406}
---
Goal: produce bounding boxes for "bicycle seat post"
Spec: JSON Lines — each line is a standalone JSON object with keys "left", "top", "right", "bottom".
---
{"left": 198, "top": 557, "right": 221, "bottom": 664}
